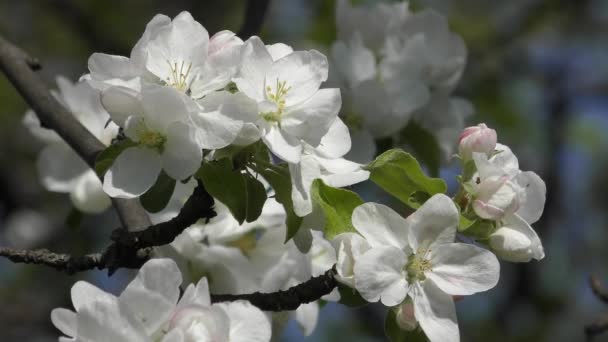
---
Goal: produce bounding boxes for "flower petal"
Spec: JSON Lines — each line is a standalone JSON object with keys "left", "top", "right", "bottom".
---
{"left": 51, "top": 308, "right": 77, "bottom": 338}
{"left": 315, "top": 118, "right": 351, "bottom": 159}
{"left": 218, "top": 301, "right": 272, "bottom": 342}
{"left": 514, "top": 171, "right": 546, "bottom": 224}
{"left": 141, "top": 86, "right": 190, "bottom": 132}
{"left": 262, "top": 126, "right": 302, "bottom": 163}
{"left": 37, "top": 143, "right": 89, "bottom": 193}
{"left": 290, "top": 154, "right": 321, "bottom": 217}
{"left": 407, "top": 194, "right": 459, "bottom": 251}
{"left": 103, "top": 147, "right": 161, "bottom": 198}
{"left": 352, "top": 203, "right": 409, "bottom": 249}
{"left": 234, "top": 36, "right": 273, "bottom": 102}
{"left": 412, "top": 281, "right": 459, "bottom": 342}
{"left": 427, "top": 243, "right": 500, "bottom": 295}
{"left": 294, "top": 302, "right": 319, "bottom": 336}
{"left": 70, "top": 170, "right": 111, "bottom": 214}
{"left": 490, "top": 213, "right": 544, "bottom": 262}
{"left": 162, "top": 121, "right": 202, "bottom": 180}
{"left": 354, "top": 245, "right": 408, "bottom": 306}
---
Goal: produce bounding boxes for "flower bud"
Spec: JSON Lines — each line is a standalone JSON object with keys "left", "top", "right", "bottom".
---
{"left": 458, "top": 123, "right": 497, "bottom": 160}
{"left": 473, "top": 176, "right": 521, "bottom": 220}
{"left": 395, "top": 301, "right": 418, "bottom": 331}
{"left": 489, "top": 226, "right": 535, "bottom": 262}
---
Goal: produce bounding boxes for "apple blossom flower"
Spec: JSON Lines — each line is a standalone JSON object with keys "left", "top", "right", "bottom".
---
{"left": 233, "top": 36, "right": 341, "bottom": 163}
{"left": 472, "top": 175, "right": 522, "bottom": 220}
{"left": 51, "top": 258, "right": 271, "bottom": 342}
{"left": 23, "top": 76, "right": 117, "bottom": 213}
{"left": 101, "top": 86, "right": 202, "bottom": 198}
{"left": 458, "top": 123, "right": 497, "bottom": 160}
{"left": 331, "top": 232, "right": 371, "bottom": 288}
{"left": 351, "top": 195, "right": 500, "bottom": 342}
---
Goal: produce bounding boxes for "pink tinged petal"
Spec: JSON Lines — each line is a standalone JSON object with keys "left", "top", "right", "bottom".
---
{"left": 37, "top": 143, "right": 89, "bottom": 193}
{"left": 458, "top": 123, "right": 497, "bottom": 160}
{"left": 315, "top": 118, "right": 351, "bottom": 159}
{"left": 427, "top": 243, "right": 500, "bottom": 296}
{"left": 103, "top": 147, "right": 162, "bottom": 198}
{"left": 141, "top": 86, "right": 190, "bottom": 132}
{"left": 100, "top": 86, "right": 143, "bottom": 127}
{"left": 406, "top": 194, "right": 459, "bottom": 251}
{"left": 234, "top": 36, "right": 273, "bottom": 101}
{"left": 281, "top": 89, "right": 341, "bottom": 147}
{"left": 265, "top": 50, "right": 328, "bottom": 107}
{"left": 219, "top": 301, "right": 272, "bottom": 342}
{"left": 351, "top": 202, "right": 410, "bottom": 249}
{"left": 266, "top": 43, "right": 294, "bottom": 61}
{"left": 294, "top": 302, "right": 319, "bottom": 336}
{"left": 354, "top": 246, "right": 409, "bottom": 306}
{"left": 473, "top": 176, "right": 520, "bottom": 220}
{"left": 514, "top": 171, "right": 546, "bottom": 224}
{"left": 119, "top": 259, "right": 182, "bottom": 334}
{"left": 412, "top": 281, "right": 459, "bottom": 342}
{"left": 162, "top": 121, "right": 202, "bottom": 180}
{"left": 51, "top": 308, "right": 77, "bottom": 338}
{"left": 490, "top": 214, "right": 544, "bottom": 262}
{"left": 290, "top": 154, "right": 322, "bottom": 217}
{"left": 262, "top": 126, "right": 302, "bottom": 163}
{"left": 70, "top": 171, "right": 111, "bottom": 214}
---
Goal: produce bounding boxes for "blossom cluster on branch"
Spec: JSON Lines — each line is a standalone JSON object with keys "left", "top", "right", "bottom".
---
{"left": 4, "top": 2, "right": 548, "bottom": 342}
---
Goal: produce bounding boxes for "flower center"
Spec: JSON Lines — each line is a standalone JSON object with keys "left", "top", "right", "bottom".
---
{"left": 261, "top": 78, "right": 291, "bottom": 122}
{"left": 405, "top": 249, "right": 432, "bottom": 282}
{"left": 138, "top": 130, "right": 166, "bottom": 152}
{"left": 165, "top": 60, "right": 193, "bottom": 92}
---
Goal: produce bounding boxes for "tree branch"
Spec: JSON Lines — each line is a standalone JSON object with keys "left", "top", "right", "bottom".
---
{"left": 237, "top": 0, "right": 271, "bottom": 39}
{"left": 211, "top": 266, "right": 338, "bottom": 311}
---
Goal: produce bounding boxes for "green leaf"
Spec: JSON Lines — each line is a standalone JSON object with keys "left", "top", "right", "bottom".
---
{"left": 311, "top": 179, "right": 364, "bottom": 239}
{"left": 139, "top": 171, "right": 176, "bottom": 213}
{"left": 460, "top": 219, "right": 496, "bottom": 240}
{"left": 337, "top": 284, "right": 368, "bottom": 308}
{"left": 94, "top": 139, "right": 137, "bottom": 178}
{"left": 366, "top": 149, "right": 447, "bottom": 208}
{"left": 458, "top": 214, "right": 477, "bottom": 232}
{"left": 385, "top": 308, "right": 428, "bottom": 342}
{"left": 399, "top": 121, "right": 441, "bottom": 177}
{"left": 251, "top": 163, "right": 302, "bottom": 241}
{"left": 196, "top": 159, "right": 267, "bottom": 224}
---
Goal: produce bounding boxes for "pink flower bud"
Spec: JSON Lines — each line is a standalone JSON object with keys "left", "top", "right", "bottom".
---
{"left": 458, "top": 123, "right": 497, "bottom": 160}
{"left": 396, "top": 301, "right": 418, "bottom": 331}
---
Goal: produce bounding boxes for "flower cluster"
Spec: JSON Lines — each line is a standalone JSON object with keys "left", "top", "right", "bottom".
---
{"left": 17, "top": 3, "right": 549, "bottom": 342}
{"left": 331, "top": 0, "right": 473, "bottom": 161}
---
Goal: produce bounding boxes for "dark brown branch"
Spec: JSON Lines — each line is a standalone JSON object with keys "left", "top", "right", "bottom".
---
{"left": 0, "top": 34, "right": 151, "bottom": 230}
{"left": 237, "top": 0, "right": 271, "bottom": 39}
{"left": 212, "top": 266, "right": 337, "bottom": 311}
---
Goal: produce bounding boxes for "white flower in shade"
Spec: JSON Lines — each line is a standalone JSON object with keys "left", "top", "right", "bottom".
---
{"left": 351, "top": 195, "right": 500, "bottom": 342}
{"left": 101, "top": 86, "right": 201, "bottom": 198}
{"left": 233, "top": 36, "right": 341, "bottom": 163}
{"left": 23, "top": 77, "right": 117, "bottom": 213}
{"left": 331, "top": 232, "right": 371, "bottom": 288}
{"left": 86, "top": 11, "right": 242, "bottom": 99}
{"left": 289, "top": 118, "right": 369, "bottom": 217}
{"left": 470, "top": 144, "right": 546, "bottom": 262}
{"left": 458, "top": 123, "right": 497, "bottom": 161}
{"left": 51, "top": 258, "right": 271, "bottom": 342}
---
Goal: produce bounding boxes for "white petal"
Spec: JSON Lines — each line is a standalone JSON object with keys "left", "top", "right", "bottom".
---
{"left": 514, "top": 171, "right": 546, "bottom": 224}
{"left": 161, "top": 329, "right": 184, "bottom": 342}
{"left": 233, "top": 123, "right": 262, "bottom": 146}
{"left": 290, "top": 154, "right": 321, "bottom": 217}
{"left": 37, "top": 143, "right": 89, "bottom": 193}
{"left": 103, "top": 147, "right": 161, "bottom": 198}
{"left": 100, "top": 86, "right": 143, "bottom": 127}
{"left": 218, "top": 301, "right": 272, "bottom": 342}
{"left": 88, "top": 53, "right": 140, "bottom": 81}
{"left": 427, "top": 243, "right": 500, "bottom": 295}
{"left": 77, "top": 298, "right": 146, "bottom": 342}
{"left": 332, "top": 232, "right": 371, "bottom": 287}
{"left": 351, "top": 202, "right": 409, "bottom": 249}
{"left": 294, "top": 302, "right": 319, "bottom": 336}
{"left": 266, "top": 43, "right": 293, "bottom": 61}
{"left": 281, "top": 88, "right": 341, "bottom": 147}
{"left": 406, "top": 194, "right": 459, "bottom": 251}
{"left": 141, "top": 86, "right": 190, "bottom": 132}
{"left": 491, "top": 214, "right": 544, "bottom": 262}
{"left": 179, "top": 277, "right": 211, "bottom": 308}
{"left": 266, "top": 50, "right": 328, "bottom": 106}
{"left": 354, "top": 246, "right": 409, "bottom": 306}
{"left": 318, "top": 157, "right": 369, "bottom": 188}
{"left": 71, "top": 281, "right": 114, "bottom": 312}
{"left": 315, "top": 118, "right": 351, "bottom": 158}
{"left": 70, "top": 171, "right": 111, "bottom": 214}
{"left": 234, "top": 37, "right": 273, "bottom": 101}
{"left": 412, "top": 281, "right": 459, "bottom": 342}
{"left": 51, "top": 308, "right": 77, "bottom": 338}
{"left": 330, "top": 33, "right": 376, "bottom": 87}
{"left": 130, "top": 14, "right": 172, "bottom": 66}
{"left": 162, "top": 121, "right": 202, "bottom": 180}
{"left": 262, "top": 126, "right": 302, "bottom": 163}
{"left": 119, "top": 258, "right": 182, "bottom": 334}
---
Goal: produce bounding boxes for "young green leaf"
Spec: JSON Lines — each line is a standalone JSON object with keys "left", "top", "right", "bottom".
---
{"left": 94, "top": 139, "right": 137, "bottom": 178}
{"left": 139, "top": 171, "right": 176, "bottom": 213}
{"left": 366, "top": 149, "right": 446, "bottom": 208}
{"left": 311, "top": 179, "right": 364, "bottom": 239}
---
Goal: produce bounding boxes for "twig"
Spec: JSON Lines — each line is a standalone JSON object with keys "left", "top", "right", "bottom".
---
{"left": 211, "top": 267, "right": 338, "bottom": 311}
{"left": 237, "top": 0, "right": 271, "bottom": 39}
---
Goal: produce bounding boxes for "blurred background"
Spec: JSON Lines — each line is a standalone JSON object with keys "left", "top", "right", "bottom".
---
{"left": 1, "top": 0, "right": 608, "bottom": 341}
